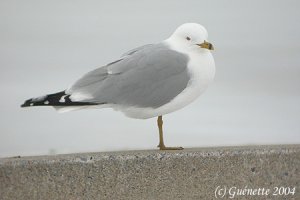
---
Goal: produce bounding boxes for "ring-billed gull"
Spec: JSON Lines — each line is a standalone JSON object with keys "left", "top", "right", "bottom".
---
{"left": 21, "top": 23, "right": 215, "bottom": 150}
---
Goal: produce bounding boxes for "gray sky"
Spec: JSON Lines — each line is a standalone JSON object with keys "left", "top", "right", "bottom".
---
{"left": 0, "top": 0, "right": 299, "bottom": 157}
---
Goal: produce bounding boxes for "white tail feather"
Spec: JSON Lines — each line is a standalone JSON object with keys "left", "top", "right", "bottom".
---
{"left": 53, "top": 106, "right": 90, "bottom": 113}
{"left": 53, "top": 104, "right": 109, "bottom": 113}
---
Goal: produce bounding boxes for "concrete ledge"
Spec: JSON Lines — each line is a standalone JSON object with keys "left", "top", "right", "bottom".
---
{"left": 0, "top": 145, "right": 299, "bottom": 199}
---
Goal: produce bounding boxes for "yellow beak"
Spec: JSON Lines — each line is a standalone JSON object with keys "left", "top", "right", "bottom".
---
{"left": 197, "top": 40, "right": 214, "bottom": 50}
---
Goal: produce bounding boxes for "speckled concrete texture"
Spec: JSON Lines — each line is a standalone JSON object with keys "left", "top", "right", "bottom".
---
{"left": 0, "top": 145, "right": 299, "bottom": 200}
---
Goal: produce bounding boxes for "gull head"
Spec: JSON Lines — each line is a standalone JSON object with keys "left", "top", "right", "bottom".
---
{"left": 168, "top": 23, "right": 214, "bottom": 51}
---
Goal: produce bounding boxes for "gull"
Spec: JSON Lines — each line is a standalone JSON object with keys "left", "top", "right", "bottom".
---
{"left": 21, "top": 23, "right": 215, "bottom": 150}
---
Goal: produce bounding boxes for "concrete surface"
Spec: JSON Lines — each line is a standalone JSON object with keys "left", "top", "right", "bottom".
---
{"left": 0, "top": 145, "right": 299, "bottom": 200}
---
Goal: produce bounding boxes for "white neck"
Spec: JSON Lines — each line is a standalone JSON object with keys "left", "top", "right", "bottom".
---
{"left": 163, "top": 35, "right": 215, "bottom": 86}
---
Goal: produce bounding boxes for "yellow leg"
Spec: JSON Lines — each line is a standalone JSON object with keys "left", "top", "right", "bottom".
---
{"left": 157, "top": 116, "right": 184, "bottom": 150}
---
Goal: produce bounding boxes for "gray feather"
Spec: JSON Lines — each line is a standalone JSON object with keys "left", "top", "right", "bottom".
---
{"left": 67, "top": 43, "right": 190, "bottom": 108}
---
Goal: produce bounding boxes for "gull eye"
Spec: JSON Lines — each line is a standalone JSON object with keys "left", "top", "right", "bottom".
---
{"left": 186, "top": 36, "right": 191, "bottom": 41}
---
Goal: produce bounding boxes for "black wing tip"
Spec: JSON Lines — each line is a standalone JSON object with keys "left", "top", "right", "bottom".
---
{"left": 20, "top": 92, "right": 101, "bottom": 108}
{"left": 20, "top": 98, "right": 33, "bottom": 108}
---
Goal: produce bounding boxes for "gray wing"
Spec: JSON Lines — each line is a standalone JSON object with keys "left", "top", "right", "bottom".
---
{"left": 67, "top": 43, "right": 190, "bottom": 108}
{"left": 121, "top": 44, "right": 153, "bottom": 57}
